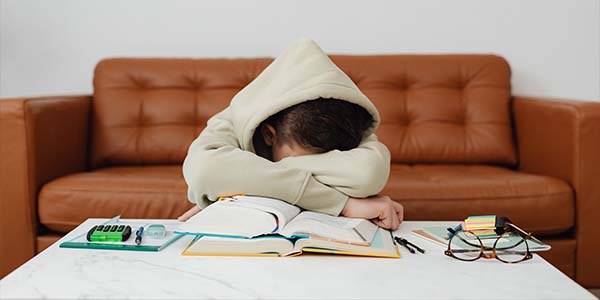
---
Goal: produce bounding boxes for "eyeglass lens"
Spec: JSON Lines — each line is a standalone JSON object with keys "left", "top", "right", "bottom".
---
{"left": 449, "top": 230, "right": 482, "bottom": 261}
{"left": 494, "top": 232, "right": 529, "bottom": 263}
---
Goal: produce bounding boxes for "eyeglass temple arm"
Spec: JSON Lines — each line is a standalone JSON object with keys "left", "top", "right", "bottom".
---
{"left": 507, "top": 223, "right": 543, "bottom": 244}
{"left": 451, "top": 249, "right": 484, "bottom": 253}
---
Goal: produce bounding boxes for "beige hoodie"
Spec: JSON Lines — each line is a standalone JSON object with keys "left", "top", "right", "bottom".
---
{"left": 182, "top": 37, "right": 391, "bottom": 216}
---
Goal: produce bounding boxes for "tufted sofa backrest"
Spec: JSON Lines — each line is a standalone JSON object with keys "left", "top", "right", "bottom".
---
{"left": 91, "top": 55, "right": 516, "bottom": 168}
{"left": 332, "top": 55, "right": 515, "bottom": 166}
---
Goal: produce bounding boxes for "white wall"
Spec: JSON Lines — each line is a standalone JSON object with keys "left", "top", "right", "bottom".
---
{"left": 1, "top": 0, "right": 599, "bottom": 101}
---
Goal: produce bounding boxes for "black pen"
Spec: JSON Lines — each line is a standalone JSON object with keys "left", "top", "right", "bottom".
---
{"left": 394, "top": 237, "right": 415, "bottom": 254}
{"left": 135, "top": 226, "right": 144, "bottom": 245}
{"left": 399, "top": 237, "right": 426, "bottom": 254}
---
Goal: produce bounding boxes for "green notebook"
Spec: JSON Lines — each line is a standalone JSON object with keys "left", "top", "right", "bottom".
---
{"left": 60, "top": 216, "right": 183, "bottom": 252}
{"left": 415, "top": 226, "right": 551, "bottom": 252}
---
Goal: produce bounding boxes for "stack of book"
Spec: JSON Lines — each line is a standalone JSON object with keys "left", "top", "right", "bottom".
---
{"left": 462, "top": 215, "right": 498, "bottom": 238}
{"left": 410, "top": 215, "right": 552, "bottom": 252}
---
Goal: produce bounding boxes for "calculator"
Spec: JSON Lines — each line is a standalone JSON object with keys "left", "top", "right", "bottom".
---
{"left": 86, "top": 224, "right": 132, "bottom": 242}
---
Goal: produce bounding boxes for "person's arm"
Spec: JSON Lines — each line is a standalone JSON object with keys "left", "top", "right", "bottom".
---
{"left": 277, "top": 134, "right": 391, "bottom": 198}
{"left": 182, "top": 108, "right": 349, "bottom": 216}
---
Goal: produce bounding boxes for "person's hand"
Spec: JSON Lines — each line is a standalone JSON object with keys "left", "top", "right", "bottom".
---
{"left": 340, "top": 195, "right": 404, "bottom": 230}
{"left": 177, "top": 206, "right": 202, "bottom": 221}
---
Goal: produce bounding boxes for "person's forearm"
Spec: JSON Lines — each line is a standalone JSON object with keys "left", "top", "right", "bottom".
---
{"left": 183, "top": 143, "right": 348, "bottom": 214}
{"left": 277, "top": 134, "right": 391, "bottom": 197}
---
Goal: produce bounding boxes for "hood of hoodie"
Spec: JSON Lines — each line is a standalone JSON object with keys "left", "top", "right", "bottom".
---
{"left": 229, "top": 37, "right": 380, "bottom": 152}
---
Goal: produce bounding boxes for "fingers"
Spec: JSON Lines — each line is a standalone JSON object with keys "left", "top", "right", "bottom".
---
{"left": 371, "top": 218, "right": 386, "bottom": 228}
{"left": 372, "top": 205, "right": 400, "bottom": 230}
{"left": 177, "top": 206, "right": 202, "bottom": 221}
{"left": 375, "top": 203, "right": 392, "bottom": 229}
{"left": 389, "top": 206, "right": 400, "bottom": 230}
{"left": 385, "top": 197, "right": 404, "bottom": 226}
{"left": 381, "top": 198, "right": 399, "bottom": 230}
{"left": 394, "top": 202, "right": 404, "bottom": 224}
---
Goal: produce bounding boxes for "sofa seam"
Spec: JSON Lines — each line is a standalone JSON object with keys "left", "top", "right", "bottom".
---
{"left": 42, "top": 187, "right": 571, "bottom": 198}
{"left": 41, "top": 189, "right": 187, "bottom": 195}
{"left": 392, "top": 190, "right": 572, "bottom": 201}
{"left": 22, "top": 99, "right": 39, "bottom": 248}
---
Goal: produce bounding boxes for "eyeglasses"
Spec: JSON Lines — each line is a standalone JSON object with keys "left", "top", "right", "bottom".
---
{"left": 444, "top": 222, "right": 534, "bottom": 263}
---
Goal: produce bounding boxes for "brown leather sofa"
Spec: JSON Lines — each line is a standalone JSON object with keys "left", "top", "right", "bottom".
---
{"left": 1, "top": 55, "right": 599, "bottom": 287}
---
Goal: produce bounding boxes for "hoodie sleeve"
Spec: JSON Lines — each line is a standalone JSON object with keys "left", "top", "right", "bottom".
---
{"left": 182, "top": 108, "right": 349, "bottom": 216}
{"left": 278, "top": 134, "right": 391, "bottom": 198}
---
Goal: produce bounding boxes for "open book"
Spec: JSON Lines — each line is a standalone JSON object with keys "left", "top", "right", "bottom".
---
{"left": 176, "top": 196, "right": 399, "bottom": 258}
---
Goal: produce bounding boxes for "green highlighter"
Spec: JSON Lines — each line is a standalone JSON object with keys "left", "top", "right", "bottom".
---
{"left": 86, "top": 224, "right": 132, "bottom": 242}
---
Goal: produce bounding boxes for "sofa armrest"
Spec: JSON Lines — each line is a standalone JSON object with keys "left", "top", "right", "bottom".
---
{"left": 513, "top": 95, "right": 600, "bottom": 287}
{"left": 0, "top": 95, "right": 91, "bottom": 278}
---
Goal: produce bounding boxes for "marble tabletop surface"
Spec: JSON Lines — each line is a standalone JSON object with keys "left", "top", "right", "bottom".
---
{"left": 0, "top": 219, "right": 596, "bottom": 300}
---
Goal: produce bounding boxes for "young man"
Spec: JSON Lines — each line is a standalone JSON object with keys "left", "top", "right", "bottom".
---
{"left": 180, "top": 38, "right": 403, "bottom": 230}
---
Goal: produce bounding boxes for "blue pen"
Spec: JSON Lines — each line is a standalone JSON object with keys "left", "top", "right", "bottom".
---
{"left": 447, "top": 223, "right": 462, "bottom": 239}
{"left": 135, "top": 226, "right": 144, "bottom": 245}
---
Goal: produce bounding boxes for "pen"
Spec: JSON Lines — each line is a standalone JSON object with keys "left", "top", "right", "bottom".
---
{"left": 447, "top": 223, "right": 462, "bottom": 239}
{"left": 394, "top": 237, "right": 415, "bottom": 254}
{"left": 399, "top": 237, "right": 426, "bottom": 254}
{"left": 135, "top": 226, "right": 144, "bottom": 245}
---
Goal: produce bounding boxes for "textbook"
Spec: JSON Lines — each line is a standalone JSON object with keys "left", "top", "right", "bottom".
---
{"left": 176, "top": 196, "right": 400, "bottom": 258}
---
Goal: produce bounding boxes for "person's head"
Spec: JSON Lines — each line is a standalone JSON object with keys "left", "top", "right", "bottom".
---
{"left": 252, "top": 98, "right": 374, "bottom": 161}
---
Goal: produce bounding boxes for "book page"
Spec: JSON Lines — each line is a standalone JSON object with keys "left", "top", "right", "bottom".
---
{"left": 281, "top": 211, "right": 378, "bottom": 245}
{"left": 176, "top": 203, "right": 278, "bottom": 238}
{"left": 294, "top": 211, "right": 364, "bottom": 228}
{"left": 218, "top": 196, "right": 301, "bottom": 228}
{"left": 295, "top": 227, "right": 400, "bottom": 258}
{"left": 175, "top": 196, "right": 301, "bottom": 238}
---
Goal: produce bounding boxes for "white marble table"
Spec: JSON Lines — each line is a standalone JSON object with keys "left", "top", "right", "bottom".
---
{"left": 0, "top": 220, "right": 596, "bottom": 300}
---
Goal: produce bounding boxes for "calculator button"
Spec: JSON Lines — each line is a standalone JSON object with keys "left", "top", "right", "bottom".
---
{"left": 122, "top": 226, "right": 132, "bottom": 241}
{"left": 110, "top": 225, "right": 118, "bottom": 232}
{"left": 117, "top": 225, "right": 124, "bottom": 231}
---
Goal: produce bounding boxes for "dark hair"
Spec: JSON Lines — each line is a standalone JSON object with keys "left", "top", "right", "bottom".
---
{"left": 253, "top": 98, "right": 374, "bottom": 159}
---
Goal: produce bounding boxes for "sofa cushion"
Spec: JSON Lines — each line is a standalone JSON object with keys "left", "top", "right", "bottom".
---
{"left": 38, "top": 166, "right": 194, "bottom": 232}
{"left": 382, "top": 164, "right": 574, "bottom": 235}
{"left": 39, "top": 164, "right": 572, "bottom": 235}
